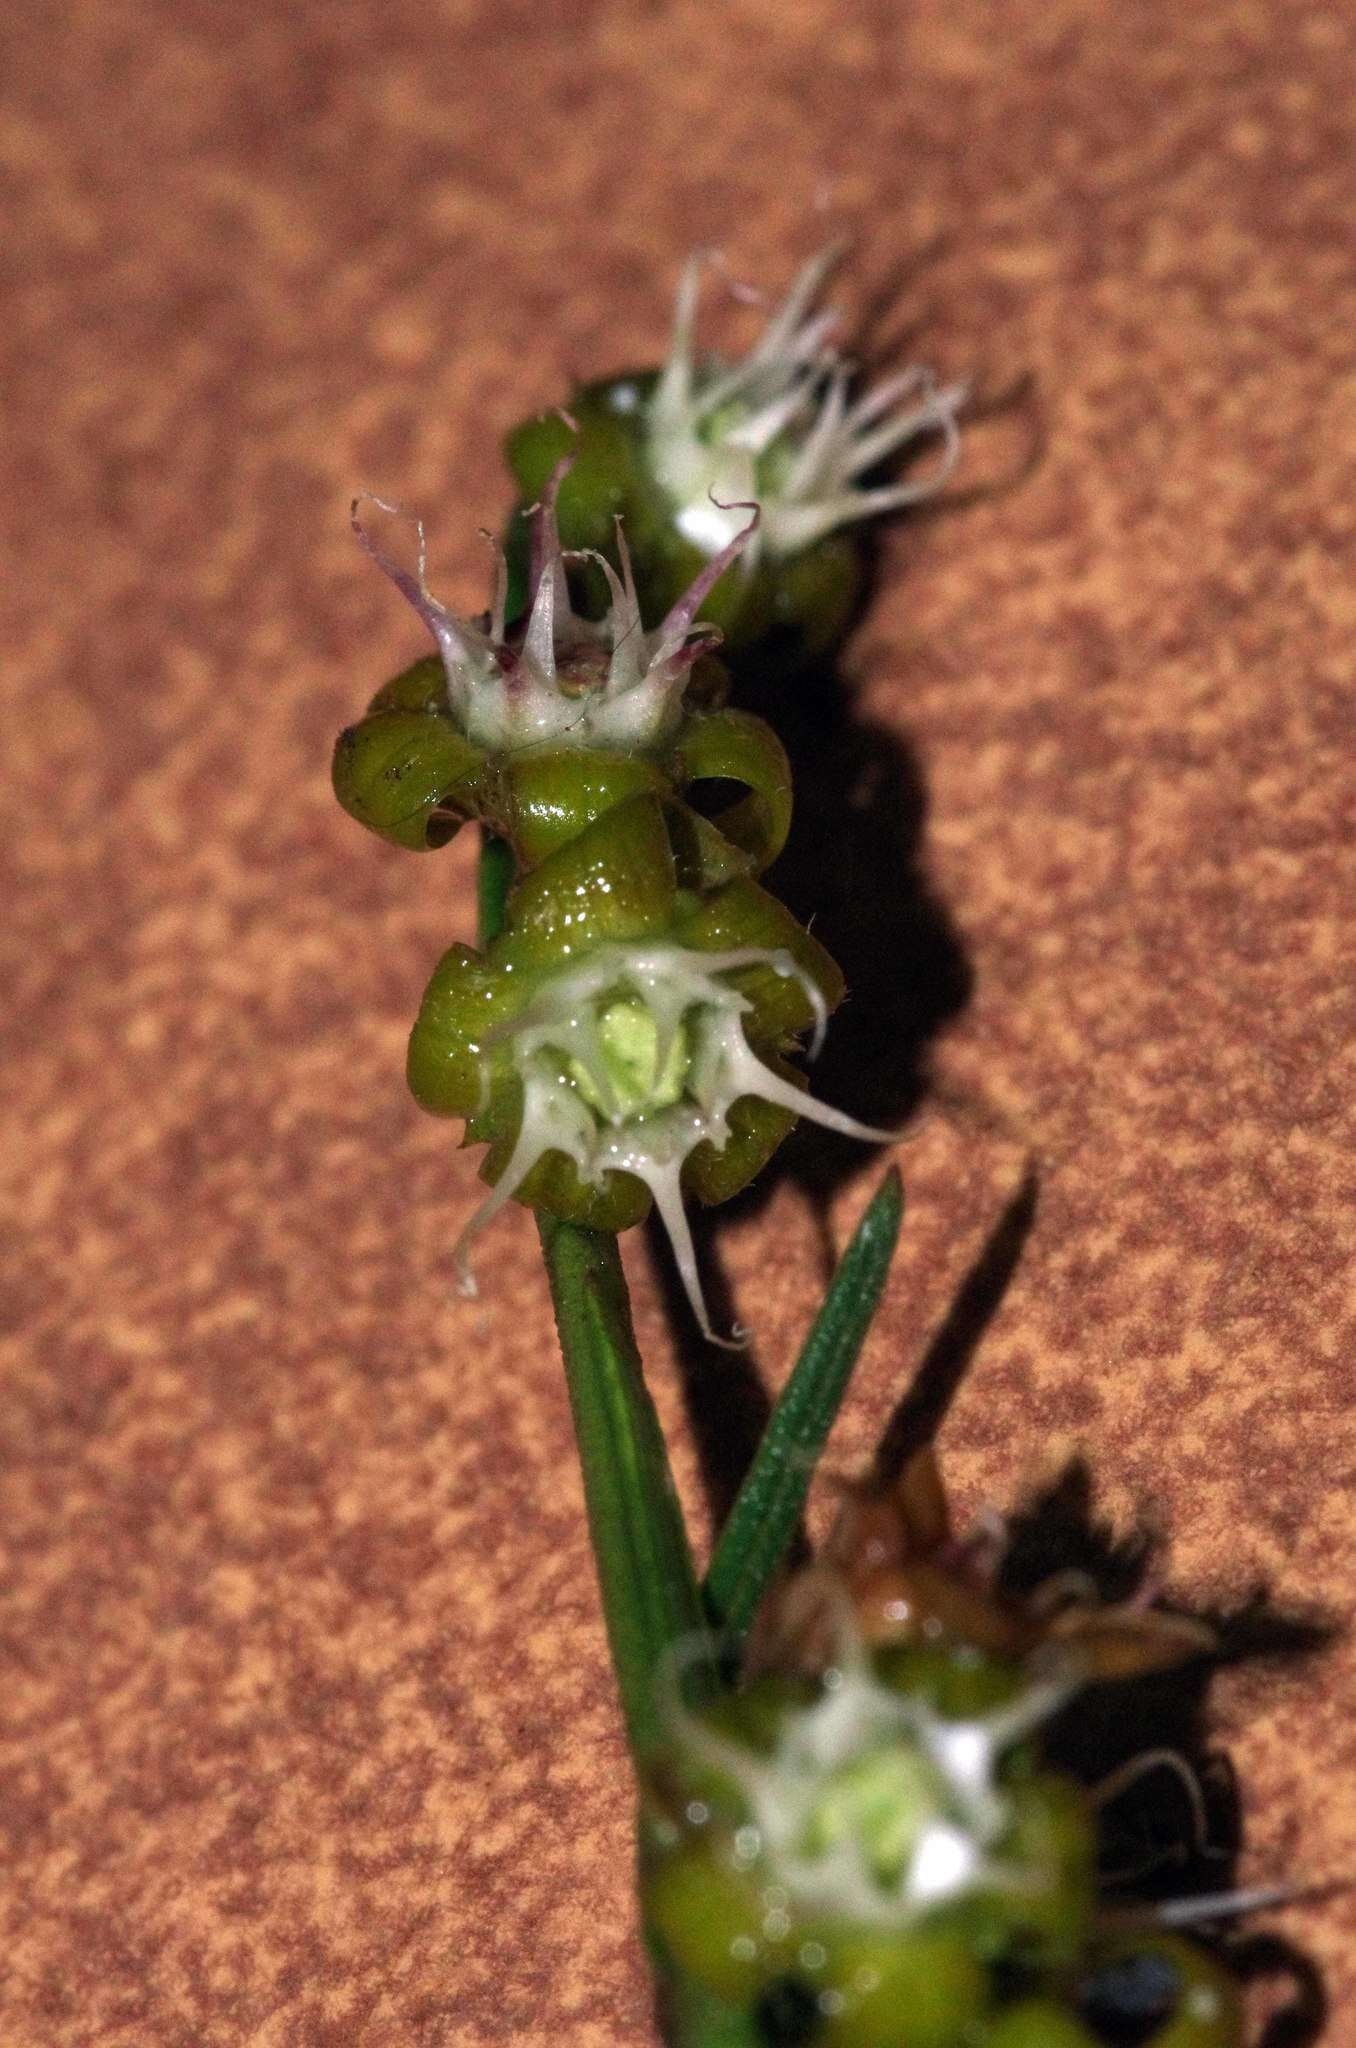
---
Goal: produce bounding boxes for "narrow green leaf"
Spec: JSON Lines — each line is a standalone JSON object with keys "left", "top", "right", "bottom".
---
{"left": 703, "top": 1167, "right": 905, "bottom": 1651}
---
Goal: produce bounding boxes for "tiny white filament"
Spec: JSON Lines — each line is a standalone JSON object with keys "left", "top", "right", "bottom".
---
{"left": 354, "top": 474, "right": 755, "bottom": 756}
{"left": 648, "top": 244, "right": 966, "bottom": 563}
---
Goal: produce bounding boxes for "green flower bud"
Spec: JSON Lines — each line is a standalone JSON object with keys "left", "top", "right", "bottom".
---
{"left": 336, "top": 479, "right": 795, "bottom": 876}
{"left": 649, "top": 244, "right": 964, "bottom": 562}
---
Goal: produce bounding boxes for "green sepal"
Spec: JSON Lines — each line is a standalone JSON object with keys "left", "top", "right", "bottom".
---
{"left": 798, "top": 1926, "right": 989, "bottom": 2048}
{"left": 675, "top": 877, "right": 845, "bottom": 1040}
{"left": 499, "top": 793, "right": 679, "bottom": 970}
{"left": 978, "top": 2002, "right": 1100, "bottom": 2048}
{"left": 406, "top": 943, "right": 516, "bottom": 1117}
{"left": 504, "top": 387, "right": 643, "bottom": 555}
{"left": 668, "top": 710, "right": 793, "bottom": 874}
{"left": 483, "top": 1139, "right": 652, "bottom": 1234}
{"left": 683, "top": 1085, "right": 797, "bottom": 1207}
{"left": 367, "top": 652, "right": 453, "bottom": 714}
{"left": 471, "top": 1088, "right": 789, "bottom": 1233}
{"left": 504, "top": 748, "right": 670, "bottom": 866}
{"left": 768, "top": 530, "right": 863, "bottom": 661}
{"left": 332, "top": 658, "right": 487, "bottom": 851}
{"left": 461, "top": 1069, "right": 523, "bottom": 1150}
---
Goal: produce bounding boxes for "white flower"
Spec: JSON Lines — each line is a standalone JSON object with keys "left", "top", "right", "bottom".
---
{"left": 453, "top": 941, "right": 893, "bottom": 1347}
{"left": 665, "top": 1614, "right": 1073, "bottom": 1927}
{"left": 647, "top": 243, "right": 966, "bottom": 561}
{"left": 353, "top": 462, "right": 754, "bottom": 754}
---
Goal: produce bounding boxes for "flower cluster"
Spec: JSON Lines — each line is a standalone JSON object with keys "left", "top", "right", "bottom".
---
{"left": 337, "top": 465, "right": 892, "bottom": 1341}
{"left": 335, "top": 242, "right": 1259, "bottom": 2046}
{"left": 643, "top": 1591, "right": 1240, "bottom": 2048}
{"left": 349, "top": 468, "right": 752, "bottom": 756}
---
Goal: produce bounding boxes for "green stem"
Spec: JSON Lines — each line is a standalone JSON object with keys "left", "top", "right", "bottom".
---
{"left": 479, "top": 829, "right": 713, "bottom": 1759}
{"left": 539, "top": 1216, "right": 712, "bottom": 1756}
{"left": 477, "top": 826, "right": 516, "bottom": 944}
{"left": 655, "top": 1963, "right": 766, "bottom": 2048}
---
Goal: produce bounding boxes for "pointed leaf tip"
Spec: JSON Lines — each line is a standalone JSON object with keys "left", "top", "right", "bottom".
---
{"left": 702, "top": 1167, "right": 906, "bottom": 1654}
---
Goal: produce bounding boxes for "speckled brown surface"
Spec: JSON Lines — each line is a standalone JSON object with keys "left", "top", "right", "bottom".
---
{"left": 3, "top": 2, "right": 1355, "bottom": 2041}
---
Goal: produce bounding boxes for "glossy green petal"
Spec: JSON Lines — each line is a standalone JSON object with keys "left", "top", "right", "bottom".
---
{"left": 805, "top": 1926, "right": 989, "bottom": 2048}
{"left": 498, "top": 793, "right": 679, "bottom": 972}
{"left": 943, "top": 1775, "right": 1094, "bottom": 1973}
{"left": 646, "top": 1846, "right": 779, "bottom": 2008}
{"left": 980, "top": 2000, "right": 1099, "bottom": 2048}
{"left": 406, "top": 944, "right": 517, "bottom": 1117}
{"left": 504, "top": 748, "right": 670, "bottom": 866}
{"left": 332, "top": 705, "right": 485, "bottom": 851}
{"left": 675, "top": 877, "right": 845, "bottom": 1041}
{"left": 670, "top": 710, "right": 794, "bottom": 874}
{"left": 504, "top": 395, "right": 642, "bottom": 555}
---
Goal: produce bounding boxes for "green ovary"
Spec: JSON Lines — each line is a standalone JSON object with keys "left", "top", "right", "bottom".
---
{"left": 801, "top": 1745, "right": 946, "bottom": 1890}
{"left": 567, "top": 998, "right": 693, "bottom": 1123}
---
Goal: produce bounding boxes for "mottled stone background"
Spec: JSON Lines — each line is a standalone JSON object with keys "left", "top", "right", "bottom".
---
{"left": 3, "top": 0, "right": 1354, "bottom": 2041}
